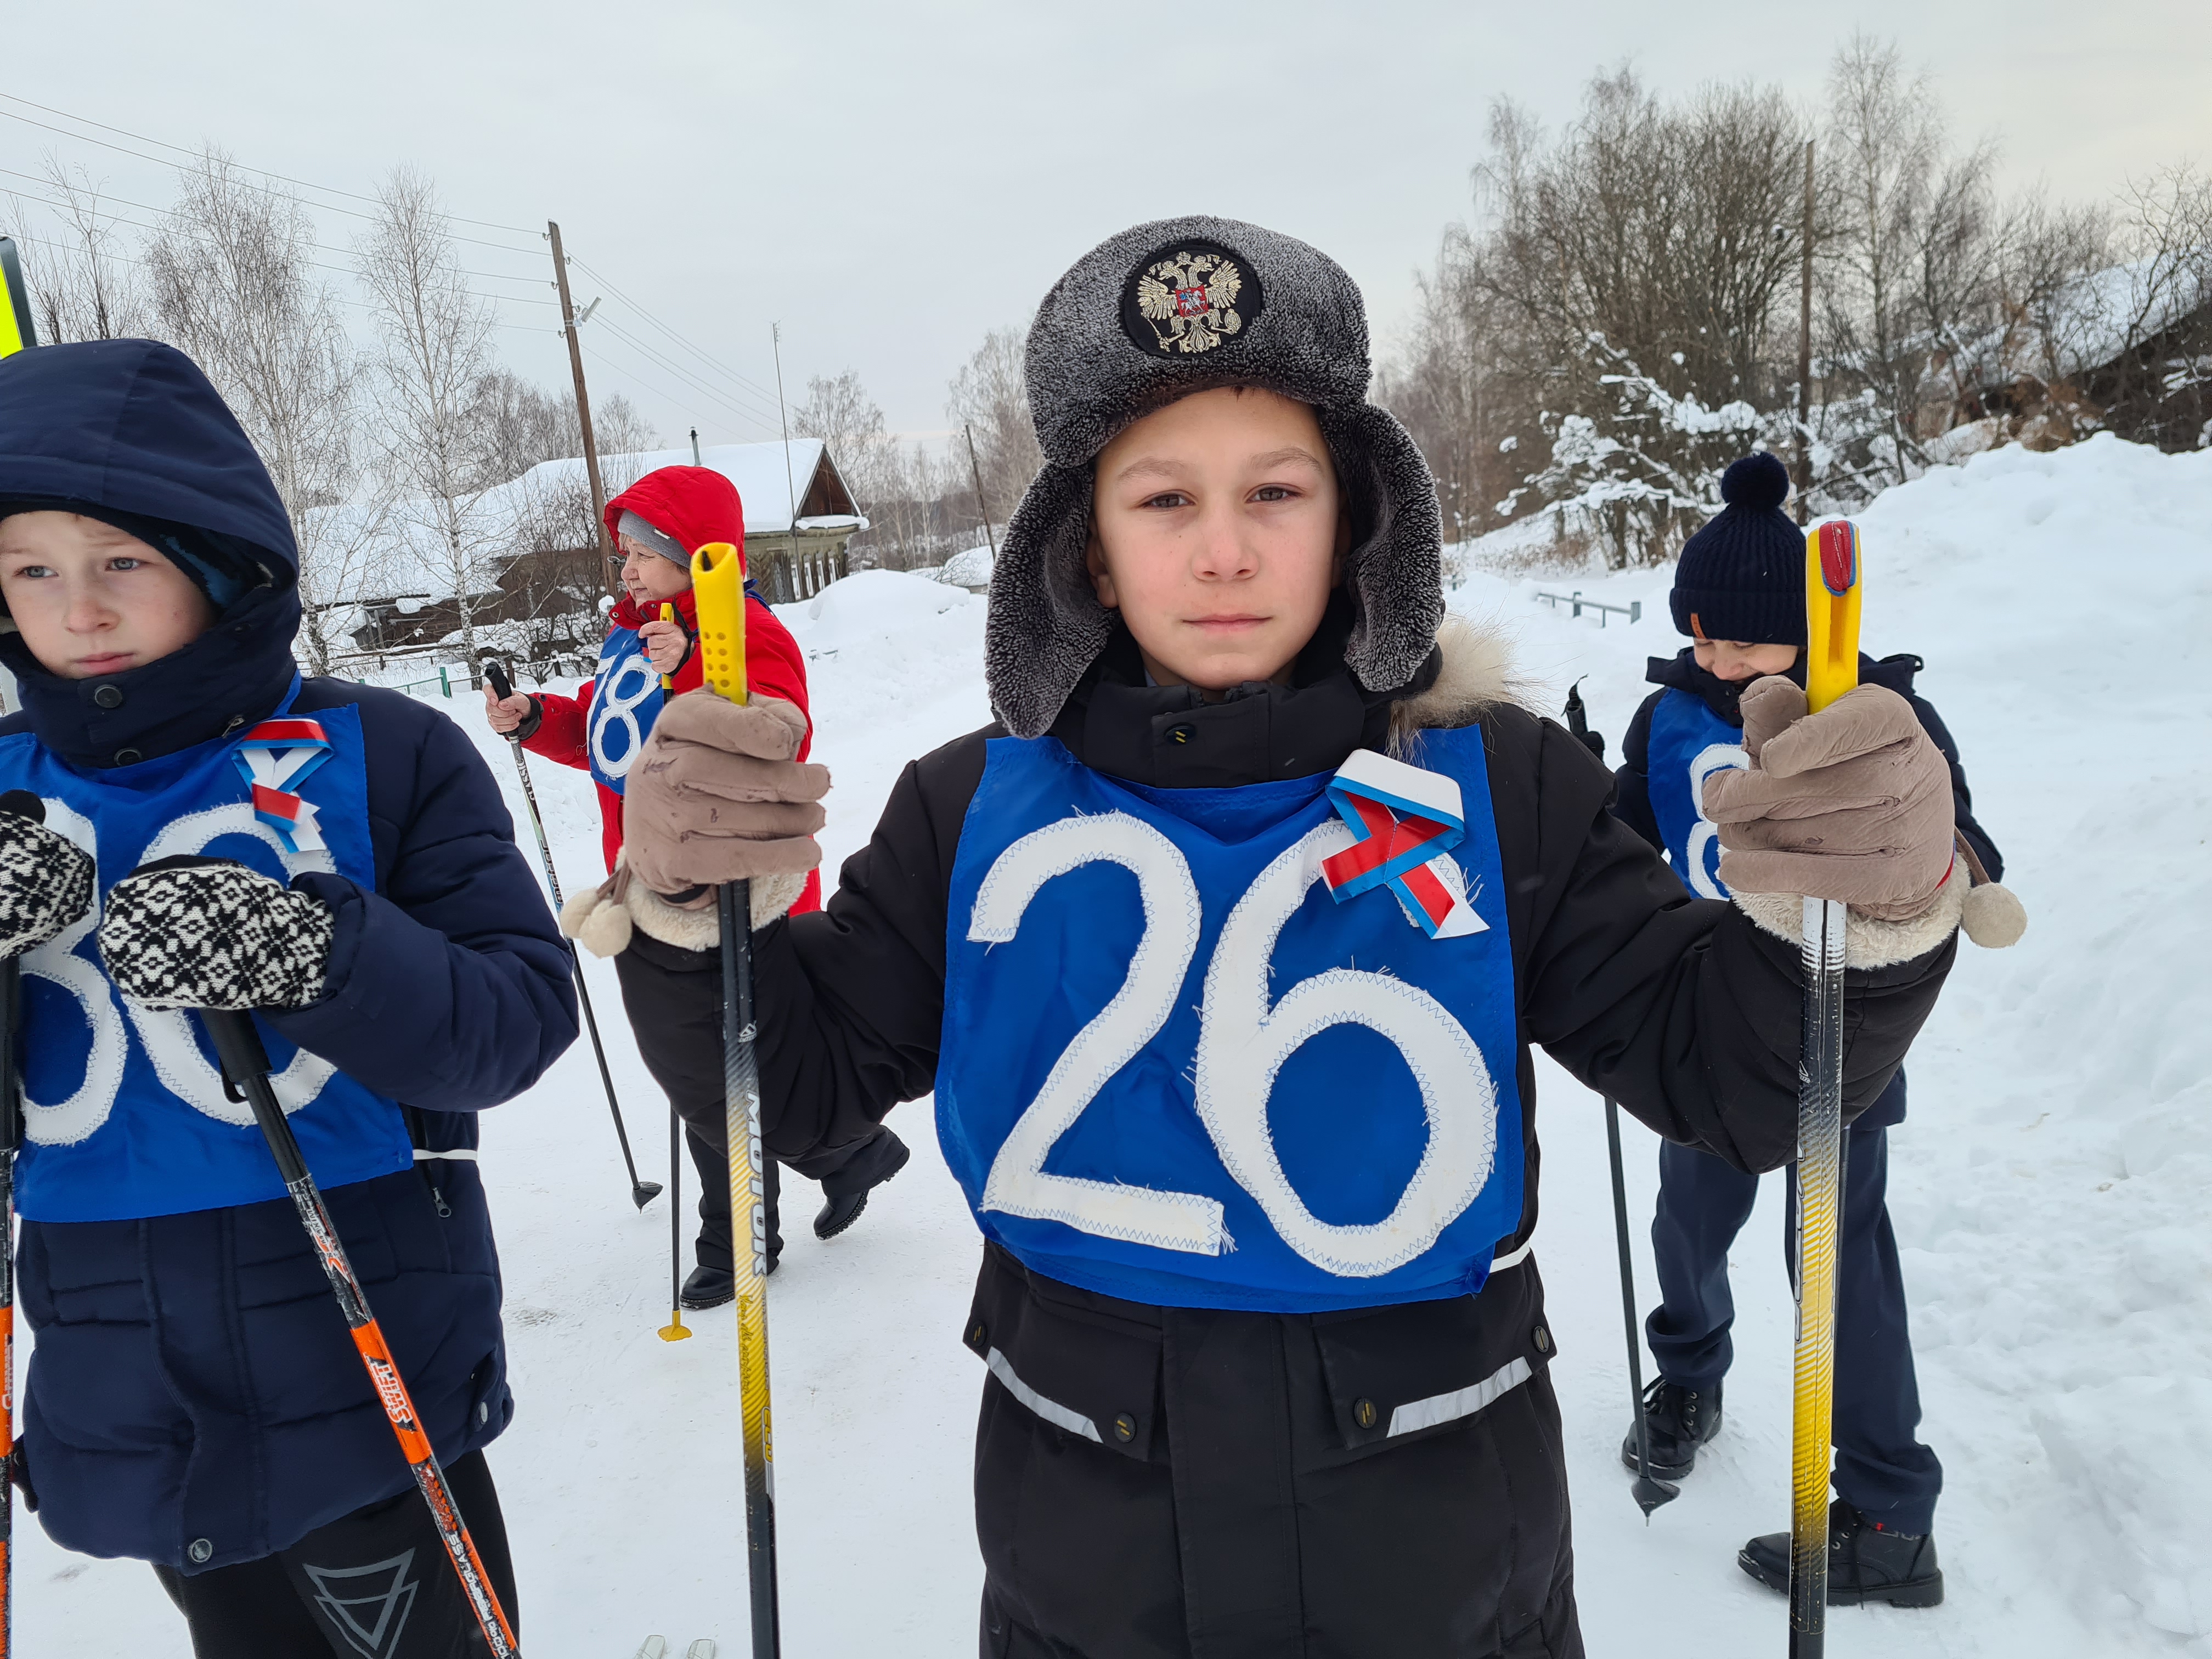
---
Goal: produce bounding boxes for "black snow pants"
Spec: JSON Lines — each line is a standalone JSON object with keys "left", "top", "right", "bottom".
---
{"left": 153, "top": 1449, "right": 515, "bottom": 1658}
{"left": 1645, "top": 1071, "right": 1943, "bottom": 1533}
{"left": 616, "top": 932, "right": 901, "bottom": 1269}
{"left": 967, "top": 1244, "right": 1583, "bottom": 1659}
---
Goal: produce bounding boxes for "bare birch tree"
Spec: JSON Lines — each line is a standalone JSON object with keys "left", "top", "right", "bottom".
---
{"left": 145, "top": 149, "right": 389, "bottom": 674}
{"left": 356, "top": 168, "right": 499, "bottom": 663}
{"left": 4, "top": 156, "right": 151, "bottom": 343}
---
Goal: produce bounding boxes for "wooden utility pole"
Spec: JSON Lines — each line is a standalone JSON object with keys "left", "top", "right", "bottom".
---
{"left": 963, "top": 422, "right": 998, "bottom": 562}
{"left": 548, "top": 221, "right": 616, "bottom": 585}
{"left": 1794, "top": 140, "right": 1816, "bottom": 526}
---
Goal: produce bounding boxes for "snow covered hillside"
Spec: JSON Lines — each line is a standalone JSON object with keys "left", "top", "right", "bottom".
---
{"left": 22, "top": 436, "right": 2210, "bottom": 1656}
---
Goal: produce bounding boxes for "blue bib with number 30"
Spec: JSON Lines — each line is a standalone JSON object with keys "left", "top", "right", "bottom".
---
{"left": 938, "top": 726, "right": 1525, "bottom": 1313}
{"left": 0, "top": 699, "right": 413, "bottom": 1223}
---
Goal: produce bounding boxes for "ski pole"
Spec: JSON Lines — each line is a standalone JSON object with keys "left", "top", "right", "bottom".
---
{"left": 200, "top": 1009, "right": 520, "bottom": 1658}
{"left": 1604, "top": 1098, "right": 1679, "bottom": 1518}
{"left": 0, "top": 792, "right": 36, "bottom": 1657}
{"left": 1787, "top": 520, "right": 1863, "bottom": 1657}
{"left": 659, "top": 1107, "right": 690, "bottom": 1342}
{"left": 1558, "top": 689, "right": 1674, "bottom": 1518}
{"left": 484, "top": 659, "right": 661, "bottom": 1211}
{"left": 690, "top": 540, "right": 780, "bottom": 1659}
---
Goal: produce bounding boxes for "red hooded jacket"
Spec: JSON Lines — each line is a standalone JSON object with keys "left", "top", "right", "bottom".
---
{"left": 522, "top": 466, "right": 820, "bottom": 912}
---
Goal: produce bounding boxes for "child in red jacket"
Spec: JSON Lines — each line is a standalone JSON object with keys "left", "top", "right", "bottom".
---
{"left": 484, "top": 465, "right": 907, "bottom": 1304}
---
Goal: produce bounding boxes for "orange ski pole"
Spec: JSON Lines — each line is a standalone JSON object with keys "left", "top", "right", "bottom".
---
{"left": 201, "top": 1011, "right": 519, "bottom": 1658}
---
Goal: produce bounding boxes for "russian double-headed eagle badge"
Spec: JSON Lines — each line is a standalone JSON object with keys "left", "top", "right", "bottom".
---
{"left": 1128, "top": 248, "right": 1250, "bottom": 355}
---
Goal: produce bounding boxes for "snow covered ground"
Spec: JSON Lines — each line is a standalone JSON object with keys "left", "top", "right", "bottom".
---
{"left": 21, "top": 435, "right": 2211, "bottom": 1655}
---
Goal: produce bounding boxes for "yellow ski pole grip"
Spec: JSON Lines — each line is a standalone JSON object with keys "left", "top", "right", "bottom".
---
{"left": 1804, "top": 521, "right": 1863, "bottom": 712}
{"left": 690, "top": 541, "right": 747, "bottom": 706}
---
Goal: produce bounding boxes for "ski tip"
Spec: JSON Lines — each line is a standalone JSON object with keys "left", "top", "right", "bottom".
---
{"left": 635, "top": 1639, "right": 668, "bottom": 1659}
{"left": 633, "top": 1181, "right": 665, "bottom": 1210}
{"left": 1632, "top": 1474, "right": 1682, "bottom": 1518}
{"left": 685, "top": 1643, "right": 716, "bottom": 1659}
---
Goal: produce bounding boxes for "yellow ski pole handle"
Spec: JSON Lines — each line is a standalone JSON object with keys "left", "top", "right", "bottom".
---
{"left": 1788, "top": 520, "right": 1862, "bottom": 1656}
{"left": 690, "top": 542, "right": 747, "bottom": 706}
{"left": 689, "top": 537, "right": 782, "bottom": 1655}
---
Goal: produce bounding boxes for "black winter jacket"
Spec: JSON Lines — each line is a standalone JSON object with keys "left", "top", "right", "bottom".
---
{"left": 750, "top": 617, "right": 1956, "bottom": 1657}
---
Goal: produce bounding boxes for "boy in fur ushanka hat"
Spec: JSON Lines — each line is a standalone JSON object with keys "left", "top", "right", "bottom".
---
{"left": 616, "top": 217, "right": 1973, "bottom": 1656}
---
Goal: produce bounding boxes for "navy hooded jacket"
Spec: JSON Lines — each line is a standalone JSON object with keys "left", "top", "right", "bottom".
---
{"left": 0, "top": 339, "right": 577, "bottom": 1572}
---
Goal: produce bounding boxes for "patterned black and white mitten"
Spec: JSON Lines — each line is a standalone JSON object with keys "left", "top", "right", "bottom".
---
{"left": 0, "top": 808, "right": 96, "bottom": 959}
{"left": 96, "top": 856, "right": 335, "bottom": 1011}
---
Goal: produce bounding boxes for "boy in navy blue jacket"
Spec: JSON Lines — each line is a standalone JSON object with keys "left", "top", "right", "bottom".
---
{"left": 1609, "top": 452, "right": 2003, "bottom": 1608}
{"left": 0, "top": 339, "right": 576, "bottom": 1655}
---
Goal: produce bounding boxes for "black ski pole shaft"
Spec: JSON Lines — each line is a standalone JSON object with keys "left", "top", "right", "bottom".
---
{"left": 484, "top": 660, "right": 660, "bottom": 1211}
{"left": 1605, "top": 1098, "right": 1679, "bottom": 1517}
{"left": 720, "top": 879, "right": 780, "bottom": 1659}
{"left": 0, "top": 798, "right": 27, "bottom": 1658}
{"left": 200, "top": 1010, "right": 519, "bottom": 1657}
{"left": 657, "top": 1109, "right": 690, "bottom": 1342}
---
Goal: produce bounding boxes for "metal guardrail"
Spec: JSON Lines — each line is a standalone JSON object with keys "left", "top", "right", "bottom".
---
{"left": 360, "top": 665, "right": 456, "bottom": 698}
{"left": 1536, "top": 591, "right": 1642, "bottom": 627}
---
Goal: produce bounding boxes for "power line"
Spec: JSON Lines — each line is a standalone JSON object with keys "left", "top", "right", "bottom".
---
{"left": 5, "top": 180, "right": 557, "bottom": 311}
{"left": 0, "top": 104, "right": 543, "bottom": 258}
{"left": 569, "top": 256, "right": 789, "bottom": 407}
{"left": 0, "top": 90, "right": 543, "bottom": 239}
{"left": 588, "top": 317, "right": 783, "bottom": 435}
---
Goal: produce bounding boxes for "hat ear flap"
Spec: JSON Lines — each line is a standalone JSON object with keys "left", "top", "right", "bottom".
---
{"left": 1321, "top": 403, "right": 1443, "bottom": 697}
{"left": 985, "top": 462, "right": 1114, "bottom": 739}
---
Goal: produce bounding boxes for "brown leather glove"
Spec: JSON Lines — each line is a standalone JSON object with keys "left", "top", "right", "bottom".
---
{"left": 622, "top": 690, "right": 831, "bottom": 899}
{"left": 1701, "top": 676, "right": 1955, "bottom": 921}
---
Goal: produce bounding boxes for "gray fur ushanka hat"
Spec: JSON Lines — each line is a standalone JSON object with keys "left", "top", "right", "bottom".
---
{"left": 987, "top": 215, "right": 1444, "bottom": 738}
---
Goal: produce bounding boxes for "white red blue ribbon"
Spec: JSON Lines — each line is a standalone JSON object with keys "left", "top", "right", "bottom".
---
{"left": 1321, "top": 749, "right": 1486, "bottom": 939}
{"left": 233, "top": 719, "right": 332, "bottom": 854}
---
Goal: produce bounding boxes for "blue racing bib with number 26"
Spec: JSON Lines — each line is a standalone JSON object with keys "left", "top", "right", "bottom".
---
{"left": 938, "top": 725, "right": 1524, "bottom": 1313}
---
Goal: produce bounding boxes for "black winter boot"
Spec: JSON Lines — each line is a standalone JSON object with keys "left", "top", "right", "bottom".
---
{"left": 679, "top": 1257, "right": 777, "bottom": 1311}
{"left": 1620, "top": 1378, "right": 1722, "bottom": 1481}
{"left": 813, "top": 1127, "right": 912, "bottom": 1242}
{"left": 1738, "top": 1498, "right": 1944, "bottom": 1608}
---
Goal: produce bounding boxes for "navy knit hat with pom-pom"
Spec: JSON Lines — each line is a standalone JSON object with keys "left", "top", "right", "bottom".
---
{"left": 1669, "top": 452, "right": 1804, "bottom": 646}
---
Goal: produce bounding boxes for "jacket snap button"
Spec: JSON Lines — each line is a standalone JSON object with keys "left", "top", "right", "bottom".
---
{"left": 114, "top": 748, "right": 143, "bottom": 766}
{"left": 188, "top": 1538, "right": 213, "bottom": 1564}
{"left": 1353, "top": 1397, "right": 1378, "bottom": 1431}
{"left": 969, "top": 1322, "right": 987, "bottom": 1348}
{"left": 1533, "top": 1325, "right": 1553, "bottom": 1354}
{"left": 92, "top": 683, "right": 124, "bottom": 709}
{"left": 1113, "top": 1413, "right": 1136, "bottom": 1442}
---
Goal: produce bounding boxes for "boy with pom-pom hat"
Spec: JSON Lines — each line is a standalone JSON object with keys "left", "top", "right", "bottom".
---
{"left": 1607, "top": 448, "right": 2021, "bottom": 1607}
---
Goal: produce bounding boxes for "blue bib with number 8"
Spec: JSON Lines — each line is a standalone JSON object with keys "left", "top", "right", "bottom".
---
{"left": 938, "top": 725, "right": 1525, "bottom": 1313}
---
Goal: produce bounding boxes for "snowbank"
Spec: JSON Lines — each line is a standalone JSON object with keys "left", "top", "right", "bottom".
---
{"left": 21, "top": 437, "right": 2210, "bottom": 1657}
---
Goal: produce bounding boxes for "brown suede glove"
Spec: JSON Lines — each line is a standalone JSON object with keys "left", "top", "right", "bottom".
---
{"left": 622, "top": 690, "right": 831, "bottom": 899}
{"left": 1701, "top": 676, "right": 1956, "bottom": 921}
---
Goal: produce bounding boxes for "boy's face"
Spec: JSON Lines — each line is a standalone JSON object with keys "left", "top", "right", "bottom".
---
{"left": 1694, "top": 636, "right": 1799, "bottom": 682}
{"left": 619, "top": 534, "right": 693, "bottom": 605}
{"left": 1087, "top": 387, "right": 1347, "bottom": 695}
{"left": 0, "top": 511, "right": 215, "bottom": 680}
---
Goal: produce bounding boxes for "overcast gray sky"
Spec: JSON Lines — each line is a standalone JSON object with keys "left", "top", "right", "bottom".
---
{"left": 8, "top": 0, "right": 2209, "bottom": 451}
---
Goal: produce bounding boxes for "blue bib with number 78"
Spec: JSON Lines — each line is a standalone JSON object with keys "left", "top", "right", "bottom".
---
{"left": 937, "top": 725, "right": 1525, "bottom": 1314}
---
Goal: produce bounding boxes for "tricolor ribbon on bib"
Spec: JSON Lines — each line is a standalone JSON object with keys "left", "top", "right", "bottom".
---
{"left": 1321, "top": 749, "right": 1486, "bottom": 939}
{"left": 233, "top": 719, "right": 333, "bottom": 854}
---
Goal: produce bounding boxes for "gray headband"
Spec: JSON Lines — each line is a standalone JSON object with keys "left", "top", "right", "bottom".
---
{"left": 618, "top": 510, "right": 689, "bottom": 568}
